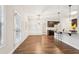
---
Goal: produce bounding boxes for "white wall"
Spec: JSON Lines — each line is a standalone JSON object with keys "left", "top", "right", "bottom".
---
{"left": 60, "top": 18, "right": 71, "bottom": 32}
{"left": 0, "top": 6, "right": 29, "bottom": 54}
{"left": 21, "top": 16, "right": 29, "bottom": 40}
{"left": 0, "top": 6, "right": 14, "bottom": 53}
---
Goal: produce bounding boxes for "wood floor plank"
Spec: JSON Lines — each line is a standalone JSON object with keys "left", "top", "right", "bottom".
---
{"left": 13, "top": 35, "right": 79, "bottom": 54}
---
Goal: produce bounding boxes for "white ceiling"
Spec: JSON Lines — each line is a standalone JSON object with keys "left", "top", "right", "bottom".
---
{"left": 13, "top": 5, "right": 79, "bottom": 20}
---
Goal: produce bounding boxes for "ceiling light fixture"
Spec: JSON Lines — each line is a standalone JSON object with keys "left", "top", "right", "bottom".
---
{"left": 71, "top": 11, "right": 78, "bottom": 15}
{"left": 69, "top": 5, "right": 72, "bottom": 20}
{"left": 57, "top": 12, "right": 60, "bottom": 21}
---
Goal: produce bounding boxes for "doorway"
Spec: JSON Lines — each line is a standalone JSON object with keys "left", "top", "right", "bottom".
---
{"left": 29, "top": 16, "right": 42, "bottom": 35}
{"left": 14, "top": 12, "right": 22, "bottom": 44}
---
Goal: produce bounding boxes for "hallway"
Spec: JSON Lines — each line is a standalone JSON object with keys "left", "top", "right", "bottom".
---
{"left": 14, "top": 35, "right": 79, "bottom": 54}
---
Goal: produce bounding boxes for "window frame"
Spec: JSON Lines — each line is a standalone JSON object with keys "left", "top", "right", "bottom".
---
{"left": 0, "top": 5, "right": 5, "bottom": 47}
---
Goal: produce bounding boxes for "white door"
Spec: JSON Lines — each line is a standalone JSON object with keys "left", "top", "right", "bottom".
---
{"left": 30, "top": 17, "right": 42, "bottom": 35}
{"left": 14, "top": 13, "right": 21, "bottom": 44}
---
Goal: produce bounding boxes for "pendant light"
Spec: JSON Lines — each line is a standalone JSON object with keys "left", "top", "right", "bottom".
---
{"left": 57, "top": 12, "right": 60, "bottom": 21}
{"left": 69, "top": 5, "right": 72, "bottom": 20}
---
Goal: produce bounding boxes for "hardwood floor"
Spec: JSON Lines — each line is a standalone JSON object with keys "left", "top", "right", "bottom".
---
{"left": 13, "top": 35, "right": 79, "bottom": 54}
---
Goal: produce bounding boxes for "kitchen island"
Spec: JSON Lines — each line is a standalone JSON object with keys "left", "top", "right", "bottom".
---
{"left": 54, "top": 31, "right": 79, "bottom": 50}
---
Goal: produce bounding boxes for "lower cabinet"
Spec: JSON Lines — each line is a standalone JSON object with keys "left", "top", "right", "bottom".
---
{"left": 54, "top": 32, "right": 79, "bottom": 50}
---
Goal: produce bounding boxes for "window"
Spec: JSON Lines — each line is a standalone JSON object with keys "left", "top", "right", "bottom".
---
{"left": 0, "top": 6, "right": 4, "bottom": 45}
{"left": 0, "top": 9, "right": 2, "bottom": 44}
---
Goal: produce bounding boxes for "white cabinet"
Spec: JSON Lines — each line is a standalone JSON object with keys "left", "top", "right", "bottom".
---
{"left": 55, "top": 32, "right": 79, "bottom": 50}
